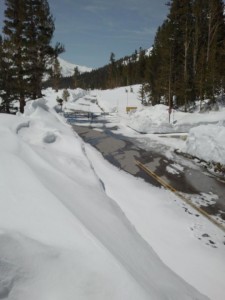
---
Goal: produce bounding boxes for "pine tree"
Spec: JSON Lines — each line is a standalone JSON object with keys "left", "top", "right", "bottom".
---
{"left": 204, "top": 0, "right": 225, "bottom": 101}
{"left": 148, "top": 0, "right": 225, "bottom": 110}
{"left": 192, "top": 0, "right": 208, "bottom": 101}
{"left": 2, "top": 0, "right": 28, "bottom": 112}
{"left": 62, "top": 89, "right": 70, "bottom": 102}
{"left": 167, "top": 0, "right": 195, "bottom": 110}
{"left": 25, "top": 0, "right": 56, "bottom": 100}
{"left": 148, "top": 21, "right": 173, "bottom": 105}
{"left": 0, "top": 35, "right": 4, "bottom": 110}
{"left": 136, "top": 47, "right": 147, "bottom": 83}
{"left": 51, "top": 58, "right": 62, "bottom": 92}
{"left": 138, "top": 83, "right": 149, "bottom": 105}
{"left": 73, "top": 66, "right": 80, "bottom": 88}
{"left": 2, "top": 0, "right": 63, "bottom": 113}
{"left": 108, "top": 52, "right": 116, "bottom": 88}
{"left": 0, "top": 35, "right": 2, "bottom": 91}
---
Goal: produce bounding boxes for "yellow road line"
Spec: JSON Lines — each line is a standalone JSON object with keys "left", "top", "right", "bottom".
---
{"left": 135, "top": 160, "right": 225, "bottom": 234}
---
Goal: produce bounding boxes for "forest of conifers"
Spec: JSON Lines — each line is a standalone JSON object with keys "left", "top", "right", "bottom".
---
{"left": 1, "top": 0, "right": 225, "bottom": 112}
{"left": 51, "top": 0, "right": 225, "bottom": 111}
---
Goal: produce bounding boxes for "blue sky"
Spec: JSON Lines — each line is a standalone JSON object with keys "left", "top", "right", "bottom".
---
{"left": 0, "top": 0, "right": 168, "bottom": 68}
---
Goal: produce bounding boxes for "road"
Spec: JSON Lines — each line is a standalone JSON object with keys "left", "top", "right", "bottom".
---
{"left": 71, "top": 119, "right": 225, "bottom": 227}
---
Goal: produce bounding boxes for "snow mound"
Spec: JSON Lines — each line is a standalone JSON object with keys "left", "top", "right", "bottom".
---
{"left": 127, "top": 105, "right": 173, "bottom": 133}
{"left": 184, "top": 124, "right": 225, "bottom": 165}
{"left": 43, "top": 87, "right": 88, "bottom": 109}
{"left": 23, "top": 98, "right": 49, "bottom": 116}
{"left": 127, "top": 103, "right": 225, "bottom": 134}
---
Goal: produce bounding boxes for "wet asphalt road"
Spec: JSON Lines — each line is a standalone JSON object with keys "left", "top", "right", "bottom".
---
{"left": 72, "top": 122, "right": 225, "bottom": 224}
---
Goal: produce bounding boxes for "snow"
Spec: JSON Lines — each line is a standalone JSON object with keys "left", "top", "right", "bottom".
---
{"left": 58, "top": 57, "right": 92, "bottom": 76}
{"left": 45, "top": 84, "right": 225, "bottom": 167}
{"left": 184, "top": 124, "right": 225, "bottom": 165}
{"left": 85, "top": 142, "right": 225, "bottom": 300}
{"left": 91, "top": 85, "right": 143, "bottom": 113}
{"left": 50, "top": 84, "right": 225, "bottom": 166}
{"left": 126, "top": 103, "right": 225, "bottom": 135}
{"left": 92, "top": 89, "right": 225, "bottom": 166}
{"left": 1, "top": 85, "right": 225, "bottom": 299}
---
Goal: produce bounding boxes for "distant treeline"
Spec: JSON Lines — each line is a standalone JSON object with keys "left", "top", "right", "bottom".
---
{"left": 44, "top": 49, "right": 149, "bottom": 91}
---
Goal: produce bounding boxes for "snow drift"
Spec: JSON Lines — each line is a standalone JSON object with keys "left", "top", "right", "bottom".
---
{"left": 0, "top": 98, "right": 209, "bottom": 300}
{"left": 184, "top": 124, "right": 225, "bottom": 165}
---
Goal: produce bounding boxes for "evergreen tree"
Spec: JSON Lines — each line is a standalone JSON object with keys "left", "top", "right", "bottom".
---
{"left": 0, "top": 35, "right": 4, "bottom": 110}
{"left": 25, "top": 0, "right": 56, "bottom": 100}
{"left": 2, "top": 0, "right": 27, "bottom": 112}
{"left": 138, "top": 83, "right": 150, "bottom": 105}
{"left": 2, "top": 0, "right": 63, "bottom": 113}
{"left": 0, "top": 35, "right": 2, "bottom": 92}
{"left": 62, "top": 88, "right": 70, "bottom": 102}
{"left": 205, "top": 0, "right": 225, "bottom": 101}
{"left": 51, "top": 57, "right": 62, "bottom": 92}
{"left": 73, "top": 66, "right": 80, "bottom": 88}
{"left": 108, "top": 52, "right": 116, "bottom": 88}
{"left": 167, "top": 0, "right": 194, "bottom": 110}
{"left": 136, "top": 47, "right": 147, "bottom": 83}
{"left": 148, "top": 21, "right": 173, "bottom": 105}
{"left": 192, "top": 0, "right": 208, "bottom": 101}
{"left": 148, "top": 0, "right": 225, "bottom": 109}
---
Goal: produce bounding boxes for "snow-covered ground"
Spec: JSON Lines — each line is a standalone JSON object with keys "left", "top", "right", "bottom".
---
{"left": 1, "top": 86, "right": 225, "bottom": 299}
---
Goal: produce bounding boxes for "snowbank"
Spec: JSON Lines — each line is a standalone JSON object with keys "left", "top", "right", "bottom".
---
{"left": 184, "top": 124, "right": 225, "bottom": 165}
{"left": 43, "top": 87, "right": 88, "bottom": 109}
{"left": 127, "top": 105, "right": 173, "bottom": 133}
{"left": 126, "top": 104, "right": 225, "bottom": 134}
{"left": 0, "top": 98, "right": 211, "bottom": 299}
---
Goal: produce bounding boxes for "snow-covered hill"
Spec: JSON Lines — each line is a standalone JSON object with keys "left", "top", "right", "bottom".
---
{"left": 58, "top": 57, "right": 92, "bottom": 77}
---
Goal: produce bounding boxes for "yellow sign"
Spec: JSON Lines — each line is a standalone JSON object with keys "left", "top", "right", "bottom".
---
{"left": 126, "top": 106, "right": 137, "bottom": 113}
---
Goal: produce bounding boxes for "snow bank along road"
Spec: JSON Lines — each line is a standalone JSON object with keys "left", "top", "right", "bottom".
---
{"left": 1, "top": 100, "right": 220, "bottom": 300}
{"left": 72, "top": 123, "right": 225, "bottom": 230}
